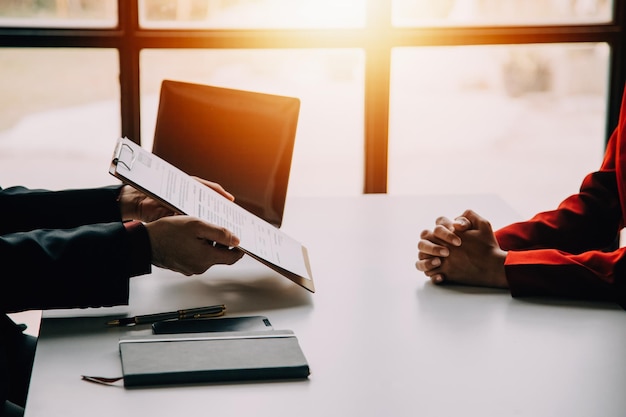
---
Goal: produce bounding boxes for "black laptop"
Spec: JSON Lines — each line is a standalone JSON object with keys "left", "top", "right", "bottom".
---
{"left": 152, "top": 80, "right": 300, "bottom": 228}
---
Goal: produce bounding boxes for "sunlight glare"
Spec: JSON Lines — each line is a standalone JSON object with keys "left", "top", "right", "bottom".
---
{"left": 224, "top": 0, "right": 366, "bottom": 29}
{"left": 288, "top": 0, "right": 366, "bottom": 28}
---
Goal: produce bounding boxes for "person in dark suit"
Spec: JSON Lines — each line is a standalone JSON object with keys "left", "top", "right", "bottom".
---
{"left": 0, "top": 179, "right": 244, "bottom": 417}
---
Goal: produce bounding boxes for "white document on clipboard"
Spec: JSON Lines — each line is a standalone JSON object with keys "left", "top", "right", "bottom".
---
{"left": 109, "top": 137, "right": 315, "bottom": 293}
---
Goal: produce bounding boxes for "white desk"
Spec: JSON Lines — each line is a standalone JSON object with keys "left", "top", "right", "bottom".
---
{"left": 25, "top": 195, "right": 626, "bottom": 417}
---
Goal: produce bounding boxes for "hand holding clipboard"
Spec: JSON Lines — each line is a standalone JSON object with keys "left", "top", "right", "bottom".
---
{"left": 110, "top": 137, "right": 315, "bottom": 293}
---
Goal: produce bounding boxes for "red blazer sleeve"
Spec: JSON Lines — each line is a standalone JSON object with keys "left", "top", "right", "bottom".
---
{"left": 495, "top": 89, "right": 626, "bottom": 308}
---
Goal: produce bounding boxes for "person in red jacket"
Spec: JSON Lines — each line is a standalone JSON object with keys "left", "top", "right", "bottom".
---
{"left": 416, "top": 89, "right": 626, "bottom": 309}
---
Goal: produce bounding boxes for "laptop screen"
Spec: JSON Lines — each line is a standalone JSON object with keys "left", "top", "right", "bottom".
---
{"left": 152, "top": 80, "right": 300, "bottom": 228}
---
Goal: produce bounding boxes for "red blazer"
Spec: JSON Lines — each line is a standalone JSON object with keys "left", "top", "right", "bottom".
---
{"left": 496, "top": 90, "right": 626, "bottom": 308}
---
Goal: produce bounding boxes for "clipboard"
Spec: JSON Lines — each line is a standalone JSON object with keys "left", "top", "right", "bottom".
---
{"left": 110, "top": 137, "right": 315, "bottom": 293}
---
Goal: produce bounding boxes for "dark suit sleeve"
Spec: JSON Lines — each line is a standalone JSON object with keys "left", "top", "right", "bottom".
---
{"left": 0, "top": 185, "right": 124, "bottom": 234}
{"left": 0, "top": 185, "right": 152, "bottom": 313}
{"left": 0, "top": 221, "right": 151, "bottom": 313}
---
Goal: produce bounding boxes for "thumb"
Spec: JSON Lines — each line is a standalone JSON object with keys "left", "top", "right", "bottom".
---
{"left": 462, "top": 210, "right": 495, "bottom": 237}
{"left": 197, "top": 221, "right": 240, "bottom": 248}
{"left": 452, "top": 218, "right": 472, "bottom": 232}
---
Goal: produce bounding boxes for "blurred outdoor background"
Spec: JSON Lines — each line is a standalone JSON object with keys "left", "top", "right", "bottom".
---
{"left": 0, "top": 0, "right": 614, "bottom": 332}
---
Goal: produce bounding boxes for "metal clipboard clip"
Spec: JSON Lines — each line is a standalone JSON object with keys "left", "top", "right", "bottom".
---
{"left": 112, "top": 138, "right": 136, "bottom": 171}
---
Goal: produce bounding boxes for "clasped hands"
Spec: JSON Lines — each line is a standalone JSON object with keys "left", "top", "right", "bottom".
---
{"left": 118, "top": 177, "right": 244, "bottom": 276}
{"left": 416, "top": 209, "right": 509, "bottom": 289}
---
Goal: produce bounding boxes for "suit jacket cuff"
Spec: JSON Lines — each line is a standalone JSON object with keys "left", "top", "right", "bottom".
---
{"left": 123, "top": 220, "right": 152, "bottom": 277}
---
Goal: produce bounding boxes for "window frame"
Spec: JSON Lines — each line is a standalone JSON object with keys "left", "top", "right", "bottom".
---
{"left": 1, "top": 0, "right": 624, "bottom": 193}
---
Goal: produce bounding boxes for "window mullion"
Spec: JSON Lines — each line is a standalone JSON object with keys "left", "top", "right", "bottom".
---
{"left": 364, "top": 0, "right": 392, "bottom": 193}
{"left": 118, "top": 0, "right": 141, "bottom": 144}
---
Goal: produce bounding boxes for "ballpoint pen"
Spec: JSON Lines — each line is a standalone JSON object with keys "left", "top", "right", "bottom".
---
{"left": 105, "top": 304, "right": 225, "bottom": 326}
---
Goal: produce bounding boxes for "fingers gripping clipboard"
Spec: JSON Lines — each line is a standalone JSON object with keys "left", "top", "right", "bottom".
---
{"left": 110, "top": 137, "right": 315, "bottom": 293}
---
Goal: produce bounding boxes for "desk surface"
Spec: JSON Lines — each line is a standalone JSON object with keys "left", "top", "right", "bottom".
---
{"left": 25, "top": 195, "right": 626, "bottom": 417}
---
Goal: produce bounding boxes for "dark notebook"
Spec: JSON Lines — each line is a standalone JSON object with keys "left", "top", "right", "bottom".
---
{"left": 152, "top": 316, "right": 273, "bottom": 334}
{"left": 118, "top": 330, "right": 310, "bottom": 387}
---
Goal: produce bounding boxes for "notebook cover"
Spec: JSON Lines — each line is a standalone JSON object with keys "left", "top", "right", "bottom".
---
{"left": 118, "top": 330, "right": 310, "bottom": 387}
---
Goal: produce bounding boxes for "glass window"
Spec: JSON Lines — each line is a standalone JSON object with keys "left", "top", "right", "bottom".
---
{"left": 140, "top": 48, "right": 365, "bottom": 196}
{"left": 139, "top": 0, "right": 366, "bottom": 29}
{"left": 0, "top": 0, "right": 117, "bottom": 28}
{"left": 0, "top": 48, "right": 120, "bottom": 190}
{"left": 392, "top": 0, "right": 613, "bottom": 27}
{"left": 388, "top": 43, "right": 609, "bottom": 219}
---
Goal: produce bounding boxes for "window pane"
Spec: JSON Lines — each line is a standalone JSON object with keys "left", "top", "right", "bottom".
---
{"left": 0, "top": 49, "right": 120, "bottom": 190}
{"left": 0, "top": 0, "right": 117, "bottom": 28}
{"left": 388, "top": 43, "right": 609, "bottom": 219}
{"left": 139, "top": 0, "right": 366, "bottom": 29}
{"left": 140, "top": 49, "right": 364, "bottom": 196}
{"left": 392, "top": 0, "right": 613, "bottom": 27}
